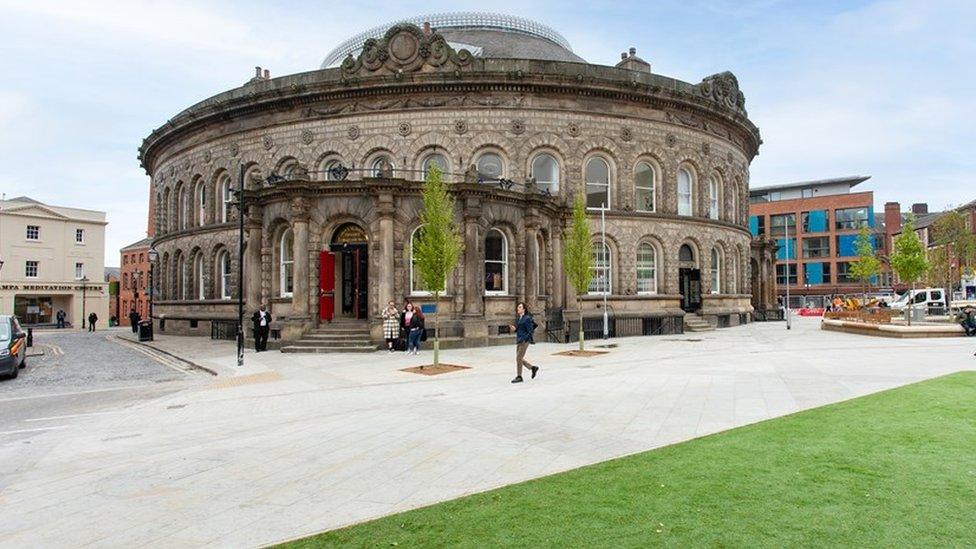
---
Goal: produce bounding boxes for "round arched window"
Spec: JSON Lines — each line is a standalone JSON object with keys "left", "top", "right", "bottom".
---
{"left": 679, "top": 244, "right": 695, "bottom": 263}
{"left": 476, "top": 153, "right": 504, "bottom": 180}
{"left": 585, "top": 157, "right": 610, "bottom": 209}
{"left": 423, "top": 153, "right": 448, "bottom": 177}
{"left": 370, "top": 155, "right": 393, "bottom": 177}
{"left": 531, "top": 153, "right": 559, "bottom": 193}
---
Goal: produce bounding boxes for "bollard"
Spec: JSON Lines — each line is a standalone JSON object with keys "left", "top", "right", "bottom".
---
{"left": 26, "top": 327, "right": 33, "bottom": 348}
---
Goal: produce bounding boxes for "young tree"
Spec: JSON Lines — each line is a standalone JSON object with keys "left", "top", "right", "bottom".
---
{"left": 849, "top": 226, "right": 881, "bottom": 307}
{"left": 929, "top": 210, "right": 976, "bottom": 311}
{"left": 413, "top": 164, "right": 464, "bottom": 367}
{"left": 890, "top": 216, "right": 930, "bottom": 325}
{"left": 563, "top": 193, "right": 593, "bottom": 351}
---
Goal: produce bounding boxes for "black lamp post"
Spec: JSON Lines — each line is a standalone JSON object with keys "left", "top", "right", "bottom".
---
{"left": 80, "top": 276, "right": 90, "bottom": 330}
{"left": 233, "top": 165, "right": 247, "bottom": 367}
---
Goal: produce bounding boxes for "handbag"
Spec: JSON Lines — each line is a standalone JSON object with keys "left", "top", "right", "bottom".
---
{"left": 420, "top": 328, "right": 428, "bottom": 342}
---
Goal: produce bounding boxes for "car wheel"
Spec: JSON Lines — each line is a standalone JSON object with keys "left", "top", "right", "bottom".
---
{"left": 9, "top": 365, "right": 18, "bottom": 379}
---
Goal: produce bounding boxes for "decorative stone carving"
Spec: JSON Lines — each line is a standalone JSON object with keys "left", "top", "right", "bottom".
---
{"left": 568, "top": 123, "right": 581, "bottom": 137}
{"left": 702, "top": 142, "right": 710, "bottom": 155}
{"left": 666, "top": 133, "right": 678, "bottom": 148}
{"left": 454, "top": 119, "right": 468, "bottom": 135}
{"left": 263, "top": 135, "right": 274, "bottom": 150}
{"left": 182, "top": 159, "right": 190, "bottom": 171}
{"left": 340, "top": 23, "right": 473, "bottom": 77}
{"left": 300, "top": 129, "right": 314, "bottom": 145}
{"left": 464, "top": 164, "right": 478, "bottom": 184}
{"left": 727, "top": 152, "right": 734, "bottom": 163}
{"left": 621, "top": 127, "right": 633, "bottom": 142}
{"left": 375, "top": 157, "right": 394, "bottom": 179}
{"left": 347, "top": 125, "right": 360, "bottom": 140}
{"left": 695, "top": 71, "right": 747, "bottom": 114}
{"left": 230, "top": 143, "right": 240, "bottom": 157}
{"left": 397, "top": 121, "right": 412, "bottom": 136}
{"left": 289, "top": 197, "right": 309, "bottom": 220}
{"left": 203, "top": 150, "right": 212, "bottom": 163}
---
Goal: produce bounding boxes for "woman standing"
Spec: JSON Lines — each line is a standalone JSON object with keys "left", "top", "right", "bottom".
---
{"left": 510, "top": 302, "right": 539, "bottom": 383}
{"left": 402, "top": 302, "right": 425, "bottom": 355}
{"left": 382, "top": 300, "right": 401, "bottom": 352}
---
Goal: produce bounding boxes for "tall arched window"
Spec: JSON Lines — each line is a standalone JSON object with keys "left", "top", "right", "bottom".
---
{"left": 476, "top": 153, "right": 504, "bottom": 180}
{"left": 410, "top": 226, "right": 430, "bottom": 295}
{"left": 678, "top": 168, "right": 693, "bottom": 216}
{"left": 711, "top": 247, "right": 722, "bottom": 294}
{"left": 585, "top": 158, "right": 610, "bottom": 210}
{"left": 176, "top": 254, "right": 186, "bottom": 299}
{"left": 635, "top": 162, "right": 655, "bottom": 212}
{"left": 177, "top": 186, "right": 188, "bottom": 230}
{"left": 531, "top": 153, "right": 559, "bottom": 193}
{"left": 709, "top": 176, "right": 721, "bottom": 220}
{"left": 217, "top": 251, "right": 231, "bottom": 300}
{"left": 219, "top": 175, "right": 232, "bottom": 223}
{"left": 422, "top": 153, "right": 448, "bottom": 177}
{"left": 588, "top": 241, "right": 612, "bottom": 295}
{"left": 637, "top": 243, "right": 658, "bottom": 294}
{"left": 484, "top": 229, "right": 508, "bottom": 295}
{"left": 195, "top": 254, "right": 205, "bottom": 300}
{"left": 196, "top": 181, "right": 206, "bottom": 226}
{"left": 279, "top": 228, "right": 294, "bottom": 297}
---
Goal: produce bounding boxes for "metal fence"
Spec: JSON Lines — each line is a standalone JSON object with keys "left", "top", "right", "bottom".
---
{"left": 564, "top": 315, "right": 683, "bottom": 343}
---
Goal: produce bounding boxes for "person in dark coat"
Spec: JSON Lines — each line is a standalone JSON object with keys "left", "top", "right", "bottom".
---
{"left": 401, "top": 302, "right": 425, "bottom": 355}
{"left": 959, "top": 306, "right": 976, "bottom": 337}
{"left": 251, "top": 305, "right": 272, "bottom": 352}
{"left": 509, "top": 302, "right": 539, "bottom": 383}
{"left": 129, "top": 308, "right": 141, "bottom": 333}
{"left": 88, "top": 312, "right": 98, "bottom": 332}
{"left": 56, "top": 309, "right": 66, "bottom": 329}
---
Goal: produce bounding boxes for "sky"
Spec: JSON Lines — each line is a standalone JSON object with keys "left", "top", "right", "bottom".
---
{"left": 0, "top": 0, "right": 973, "bottom": 267}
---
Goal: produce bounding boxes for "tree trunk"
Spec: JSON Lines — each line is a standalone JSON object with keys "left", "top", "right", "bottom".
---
{"left": 432, "top": 291, "right": 440, "bottom": 368}
{"left": 908, "top": 281, "right": 915, "bottom": 326}
{"left": 578, "top": 297, "right": 584, "bottom": 352}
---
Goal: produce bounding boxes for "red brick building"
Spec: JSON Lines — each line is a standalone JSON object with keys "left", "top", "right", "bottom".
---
{"left": 119, "top": 237, "right": 152, "bottom": 325}
{"left": 749, "top": 176, "right": 877, "bottom": 307}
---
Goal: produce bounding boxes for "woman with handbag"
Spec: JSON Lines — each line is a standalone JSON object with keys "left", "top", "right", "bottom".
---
{"left": 509, "top": 302, "right": 540, "bottom": 383}
{"left": 382, "top": 300, "right": 401, "bottom": 352}
{"left": 402, "top": 302, "right": 425, "bottom": 355}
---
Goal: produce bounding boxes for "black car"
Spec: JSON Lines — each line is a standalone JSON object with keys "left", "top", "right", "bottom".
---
{"left": 0, "top": 315, "right": 28, "bottom": 379}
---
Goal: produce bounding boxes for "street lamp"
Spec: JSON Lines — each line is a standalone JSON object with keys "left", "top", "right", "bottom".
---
{"left": 80, "top": 276, "right": 90, "bottom": 330}
{"left": 233, "top": 165, "right": 248, "bottom": 367}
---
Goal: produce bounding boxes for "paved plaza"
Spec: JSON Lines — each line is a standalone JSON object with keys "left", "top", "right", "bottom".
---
{"left": 0, "top": 318, "right": 973, "bottom": 547}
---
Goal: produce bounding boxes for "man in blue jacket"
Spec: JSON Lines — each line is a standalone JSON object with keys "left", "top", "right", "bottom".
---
{"left": 510, "top": 302, "right": 540, "bottom": 383}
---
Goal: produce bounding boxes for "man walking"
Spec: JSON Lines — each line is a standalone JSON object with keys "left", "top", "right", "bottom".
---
{"left": 88, "top": 312, "right": 98, "bottom": 332}
{"left": 251, "top": 304, "right": 272, "bottom": 352}
{"left": 509, "top": 302, "right": 539, "bottom": 384}
{"left": 129, "top": 308, "right": 141, "bottom": 334}
{"left": 56, "top": 309, "right": 66, "bottom": 329}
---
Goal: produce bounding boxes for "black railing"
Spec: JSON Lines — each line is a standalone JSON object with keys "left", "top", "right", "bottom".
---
{"left": 565, "top": 314, "right": 683, "bottom": 342}
{"left": 544, "top": 308, "right": 564, "bottom": 343}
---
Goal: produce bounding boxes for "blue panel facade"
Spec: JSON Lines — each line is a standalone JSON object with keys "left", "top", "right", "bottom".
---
{"left": 807, "top": 210, "right": 827, "bottom": 232}
{"left": 805, "top": 262, "right": 824, "bottom": 284}
{"left": 837, "top": 235, "right": 858, "bottom": 257}
{"left": 749, "top": 215, "right": 759, "bottom": 236}
{"left": 776, "top": 238, "right": 796, "bottom": 260}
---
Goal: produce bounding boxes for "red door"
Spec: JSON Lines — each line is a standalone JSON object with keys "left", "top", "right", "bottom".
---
{"left": 319, "top": 251, "right": 335, "bottom": 322}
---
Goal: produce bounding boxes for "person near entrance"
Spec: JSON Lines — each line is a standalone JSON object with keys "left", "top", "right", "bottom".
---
{"left": 251, "top": 305, "right": 272, "bottom": 352}
{"left": 382, "top": 300, "right": 401, "bottom": 352}
{"left": 402, "top": 302, "right": 425, "bottom": 355}
{"left": 509, "top": 302, "right": 539, "bottom": 384}
{"left": 87, "top": 312, "right": 98, "bottom": 332}
{"left": 56, "top": 309, "right": 66, "bottom": 329}
{"left": 129, "top": 308, "right": 141, "bottom": 333}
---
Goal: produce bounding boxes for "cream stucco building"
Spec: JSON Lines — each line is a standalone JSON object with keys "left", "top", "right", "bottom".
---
{"left": 0, "top": 196, "right": 109, "bottom": 327}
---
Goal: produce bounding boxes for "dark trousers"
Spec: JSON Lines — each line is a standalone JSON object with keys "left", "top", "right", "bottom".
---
{"left": 407, "top": 328, "right": 422, "bottom": 352}
{"left": 131, "top": 322, "right": 139, "bottom": 333}
{"left": 88, "top": 322, "right": 96, "bottom": 332}
{"left": 964, "top": 322, "right": 976, "bottom": 336}
{"left": 254, "top": 326, "right": 269, "bottom": 351}
{"left": 57, "top": 319, "right": 64, "bottom": 329}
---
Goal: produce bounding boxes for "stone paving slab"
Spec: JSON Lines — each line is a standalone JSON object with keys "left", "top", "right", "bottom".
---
{"left": 0, "top": 317, "right": 974, "bottom": 547}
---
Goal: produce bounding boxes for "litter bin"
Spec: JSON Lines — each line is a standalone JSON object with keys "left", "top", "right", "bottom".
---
{"left": 138, "top": 320, "right": 154, "bottom": 342}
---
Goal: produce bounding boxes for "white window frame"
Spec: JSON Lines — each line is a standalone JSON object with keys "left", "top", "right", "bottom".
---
{"left": 678, "top": 168, "right": 694, "bottom": 216}
{"left": 75, "top": 262, "right": 84, "bottom": 280}
{"left": 26, "top": 225, "right": 40, "bottom": 241}
{"left": 279, "top": 228, "right": 294, "bottom": 297}
{"left": 75, "top": 228, "right": 85, "bottom": 244}
{"left": 585, "top": 157, "right": 611, "bottom": 210}
{"left": 484, "top": 229, "right": 509, "bottom": 296}
{"left": 177, "top": 256, "right": 187, "bottom": 300}
{"left": 636, "top": 242, "right": 658, "bottom": 295}
{"left": 711, "top": 248, "right": 722, "bottom": 294}
{"left": 530, "top": 153, "right": 560, "bottom": 194}
{"left": 218, "top": 251, "right": 232, "bottom": 300}
{"left": 221, "top": 177, "right": 232, "bottom": 223}
{"left": 25, "top": 260, "right": 38, "bottom": 278}
{"left": 195, "top": 255, "right": 205, "bottom": 300}
{"left": 635, "top": 161, "right": 655, "bottom": 212}
{"left": 709, "top": 177, "right": 720, "bottom": 220}
{"left": 588, "top": 241, "right": 612, "bottom": 295}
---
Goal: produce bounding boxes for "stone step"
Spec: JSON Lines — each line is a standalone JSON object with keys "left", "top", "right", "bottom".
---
{"left": 280, "top": 345, "right": 377, "bottom": 354}
{"left": 302, "top": 332, "right": 372, "bottom": 340}
{"left": 288, "top": 339, "right": 373, "bottom": 348}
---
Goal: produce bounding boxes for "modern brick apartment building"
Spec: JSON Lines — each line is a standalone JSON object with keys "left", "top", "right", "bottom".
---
{"left": 119, "top": 237, "right": 152, "bottom": 326}
{"left": 749, "top": 176, "right": 877, "bottom": 307}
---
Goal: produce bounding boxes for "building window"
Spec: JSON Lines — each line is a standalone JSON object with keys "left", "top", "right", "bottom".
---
{"left": 178, "top": 186, "right": 188, "bottom": 230}
{"left": 74, "top": 262, "right": 84, "bottom": 279}
{"left": 777, "top": 238, "right": 796, "bottom": 260}
{"left": 531, "top": 153, "right": 559, "bottom": 194}
{"left": 636, "top": 242, "right": 658, "bottom": 294}
{"left": 422, "top": 153, "right": 448, "bottom": 178}
{"left": 197, "top": 182, "right": 207, "bottom": 226}
{"left": 370, "top": 155, "right": 393, "bottom": 177}
{"left": 220, "top": 175, "right": 233, "bottom": 223}
{"left": 476, "top": 153, "right": 504, "bottom": 180}
{"left": 635, "top": 162, "right": 655, "bottom": 212}
{"left": 280, "top": 228, "right": 294, "bottom": 297}
{"left": 484, "top": 229, "right": 508, "bottom": 295}
{"left": 177, "top": 255, "right": 187, "bottom": 300}
{"left": 218, "top": 251, "right": 232, "bottom": 300}
{"left": 836, "top": 234, "right": 872, "bottom": 257}
{"left": 25, "top": 261, "right": 38, "bottom": 278}
{"left": 802, "top": 210, "right": 829, "bottom": 233}
{"left": 804, "top": 262, "right": 832, "bottom": 285}
{"left": 195, "top": 254, "right": 205, "bottom": 300}
{"left": 123, "top": 273, "right": 129, "bottom": 290}
{"left": 776, "top": 263, "right": 797, "bottom": 286}
{"left": 770, "top": 214, "right": 797, "bottom": 237}
{"left": 677, "top": 168, "right": 693, "bottom": 216}
{"left": 679, "top": 244, "right": 695, "bottom": 264}
{"left": 410, "top": 227, "right": 430, "bottom": 295}
{"left": 588, "top": 242, "right": 612, "bottom": 295}
{"left": 75, "top": 228, "right": 85, "bottom": 243}
{"left": 834, "top": 207, "right": 870, "bottom": 230}
{"left": 836, "top": 261, "right": 856, "bottom": 283}
{"left": 708, "top": 177, "right": 720, "bottom": 220}
{"left": 585, "top": 157, "right": 610, "bottom": 210}
{"left": 322, "top": 159, "right": 342, "bottom": 181}
{"left": 139, "top": 253, "right": 144, "bottom": 263}
{"left": 801, "top": 188, "right": 814, "bottom": 198}
{"left": 802, "top": 237, "right": 830, "bottom": 258}
{"left": 710, "top": 248, "right": 722, "bottom": 294}
{"left": 749, "top": 215, "right": 766, "bottom": 237}
{"left": 26, "top": 225, "right": 40, "bottom": 240}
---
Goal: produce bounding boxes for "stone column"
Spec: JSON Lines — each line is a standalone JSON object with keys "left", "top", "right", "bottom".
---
{"left": 524, "top": 222, "right": 539, "bottom": 310}
{"left": 244, "top": 206, "right": 263, "bottom": 308}
{"left": 551, "top": 227, "right": 564, "bottom": 309}
{"left": 290, "top": 197, "right": 310, "bottom": 318}
{"left": 377, "top": 193, "right": 395, "bottom": 304}
{"left": 462, "top": 198, "right": 483, "bottom": 317}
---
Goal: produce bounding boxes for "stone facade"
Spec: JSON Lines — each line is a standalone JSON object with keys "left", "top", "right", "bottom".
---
{"left": 139, "top": 20, "right": 765, "bottom": 345}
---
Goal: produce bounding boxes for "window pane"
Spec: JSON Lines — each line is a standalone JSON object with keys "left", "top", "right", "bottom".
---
{"left": 636, "top": 243, "right": 657, "bottom": 293}
{"left": 834, "top": 207, "right": 869, "bottom": 230}
{"left": 485, "top": 262, "right": 505, "bottom": 292}
{"left": 477, "top": 154, "right": 503, "bottom": 179}
{"left": 485, "top": 231, "right": 504, "bottom": 261}
{"left": 586, "top": 158, "right": 610, "bottom": 209}
{"left": 635, "top": 163, "right": 654, "bottom": 212}
{"left": 678, "top": 169, "right": 692, "bottom": 216}
{"left": 770, "top": 214, "right": 797, "bottom": 237}
{"left": 802, "top": 237, "right": 830, "bottom": 258}
{"left": 423, "top": 154, "right": 447, "bottom": 175}
{"left": 588, "top": 243, "right": 611, "bottom": 294}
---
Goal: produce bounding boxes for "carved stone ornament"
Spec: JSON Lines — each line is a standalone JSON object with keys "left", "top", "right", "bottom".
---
{"left": 454, "top": 119, "right": 468, "bottom": 135}
{"left": 289, "top": 197, "right": 309, "bottom": 220}
{"left": 702, "top": 142, "right": 710, "bottom": 155}
{"left": 464, "top": 164, "right": 478, "bottom": 184}
{"left": 169, "top": 166, "right": 176, "bottom": 177}
{"left": 182, "top": 159, "right": 191, "bottom": 172}
{"left": 340, "top": 23, "right": 474, "bottom": 77}
{"left": 397, "top": 121, "right": 412, "bottom": 136}
{"left": 666, "top": 133, "right": 678, "bottom": 148}
{"left": 230, "top": 143, "right": 240, "bottom": 157}
{"left": 300, "top": 129, "right": 315, "bottom": 145}
{"left": 263, "top": 135, "right": 274, "bottom": 150}
{"left": 621, "top": 127, "right": 633, "bottom": 142}
{"left": 511, "top": 119, "right": 525, "bottom": 135}
{"left": 727, "top": 151, "right": 734, "bottom": 163}
{"left": 695, "top": 71, "right": 747, "bottom": 114}
{"left": 347, "top": 125, "right": 360, "bottom": 140}
{"left": 203, "top": 150, "right": 212, "bottom": 163}
{"left": 568, "top": 123, "right": 581, "bottom": 137}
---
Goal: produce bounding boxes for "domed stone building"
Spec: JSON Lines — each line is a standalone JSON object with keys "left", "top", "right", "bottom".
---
{"left": 139, "top": 12, "right": 768, "bottom": 349}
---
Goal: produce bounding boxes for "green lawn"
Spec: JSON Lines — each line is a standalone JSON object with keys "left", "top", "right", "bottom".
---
{"left": 281, "top": 372, "right": 976, "bottom": 548}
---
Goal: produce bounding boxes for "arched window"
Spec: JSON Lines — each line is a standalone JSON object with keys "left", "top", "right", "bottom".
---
{"left": 678, "top": 168, "right": 693, "bottom": 216}
{"left": 219, "top": 175, "right": 232, "bottom": 223}
{"left": 679, "top": 244, "right": 695, "bottom": 264}
{"left": 217, "top": 251, "right": 232, "bottom": 300}
{"left": 484, "top": 229, "right": 508, "bottom": 295}
{"left": 410, "top": 226, "right": 430, "bottom": 295}
{"left": 123, "top": 273, "right": 129, "bottom": 291}
{"left": 709, "top": 176, "right": 721, "bottom": 220}
{"left": 279, "top": 228, "right": 294, "bottom": 297}
{"left": 531, "top": 153, "right": 559, "bottom": 193}
{"left": 279, "top": 158, "right": 299, "bottom": 179}
{"left": 370, "top": 155, "right": 393, "bottom": 177}
{"left": 196, "top": 181, "right": 206, "bottom": 226}
{"left": 711, "top": 248, "right": 722, "bottom": 294}
{"left": 195, "top": 254, "right": 205, "bottom": 299}
{"left": 177, "top": 186, "right": 188, "bottom": 230}
{"left": 588, "top": 241, "right": 612, "bottom": 295}
{"left": 422, "top": 153, "right": 448, "bottom": 177}
{"left": 321, "top": 158, "right": 342, "bottom": 181}
{"left": 585, "top": 157, "right": 610, "bottom": 210}
{"left": 637, "top": 243, "right": 658, "bottom": 294}
{"left": 476, "top": 152, "right": 504, "bottom": 180}
{"left": 635, "top": 162, "right": 655, "bottom": 212}
{"left": 176, "top": 254, "right": 187, "bottom": 299}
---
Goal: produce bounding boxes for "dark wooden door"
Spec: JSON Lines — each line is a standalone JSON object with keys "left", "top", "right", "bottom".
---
{"left": 680, "top": 268, "right": 702, "bottom": 312}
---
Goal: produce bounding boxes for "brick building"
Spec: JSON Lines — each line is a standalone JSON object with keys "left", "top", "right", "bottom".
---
{"left": 119, "top": 237, "right": 152, "bottom": 326}
{"left": 749, "top": 176, "right": 878, "bottom": 307}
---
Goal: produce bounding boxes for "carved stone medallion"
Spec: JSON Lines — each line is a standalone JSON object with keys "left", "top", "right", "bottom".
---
{"left": 511, "top": 119, "right": 525, "bottom": 135}
{"left": 702, "top": 142, "right": 710, "bottom": 155}
{"left": 454, "top": 119, "right": 468, "bottom": 135}
{"left": 568, "top": 123, "right": 581, "bottom": 137}
{"left": 347, "top": 125, "right": 360, "bottom": 140}
{"left": 300, "top": 129, "right": 314, "bottom": 145}
{"left": 621, "top": 127, "right": 633, "bottom": 142}
{"left": 666, "top": 133, "right": 678, "bottom": 148}
{"left": 230, "top": 143, "right": 240, "bottom": 157}
{"left": 203, "top": 150, "right": 212, "bottom": 163}
{"left": 263, "top": 135, "right": 274, "bottom": 150}
{"left": 397, "top": 122, "right": 412, "bottom": 136}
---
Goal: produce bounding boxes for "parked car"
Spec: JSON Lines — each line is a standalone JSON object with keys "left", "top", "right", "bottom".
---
{"left": 0, "top": 315, "right": 28, "bottom": 379}
{"left": 888, "top": 288, "right": 948, "bottom": 312}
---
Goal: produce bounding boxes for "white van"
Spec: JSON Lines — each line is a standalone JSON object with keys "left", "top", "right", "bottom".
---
{"left": 889, "top": 288, "right": 948, "bottom": 311}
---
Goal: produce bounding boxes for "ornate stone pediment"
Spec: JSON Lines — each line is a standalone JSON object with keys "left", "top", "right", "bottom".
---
{"left": 695, "top": 71, "right": 747, "bottom": 115}
{"left": 340, "top": 23, "right": 474, "bottom": 77}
